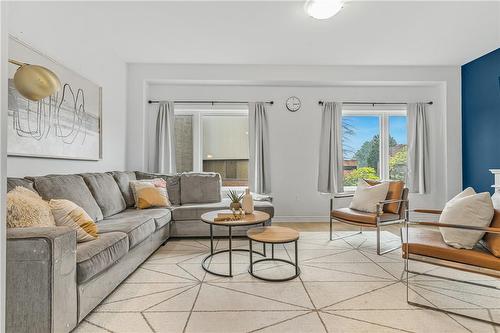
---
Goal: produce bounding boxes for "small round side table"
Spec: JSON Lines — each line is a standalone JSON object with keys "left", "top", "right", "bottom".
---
{"left": 201, "top": 210, "right": 270, "bottom": 277}
{"left": 247, "top": 226, "right": 300, "bottom": 282}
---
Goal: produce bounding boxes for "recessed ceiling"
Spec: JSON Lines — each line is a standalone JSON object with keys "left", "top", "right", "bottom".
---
{"left": 8, "top": 1, "right": 500, "bottom": 66}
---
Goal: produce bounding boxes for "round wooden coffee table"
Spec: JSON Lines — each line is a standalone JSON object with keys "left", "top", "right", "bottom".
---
{"left": 247, "top": 226, "right": 300, "bottom": 281}
{"left": 201, "top": 210, "right": 270, "bottom": 277}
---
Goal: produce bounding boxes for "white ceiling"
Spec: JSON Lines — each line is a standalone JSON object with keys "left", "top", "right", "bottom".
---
{"left": 8, "top": 1, "right": 500, "bottom": 66}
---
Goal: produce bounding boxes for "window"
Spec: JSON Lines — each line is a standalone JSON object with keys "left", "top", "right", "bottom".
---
{"left": 342, "top": 108, "right": 407, "bottom": 190}
{"left": 174, "top": 106, "right": 249, "bottom": 187}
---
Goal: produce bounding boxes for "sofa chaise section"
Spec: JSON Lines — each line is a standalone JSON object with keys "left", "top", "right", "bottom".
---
{"left": 170, "top": 198, "right": 274, "bottom": 237}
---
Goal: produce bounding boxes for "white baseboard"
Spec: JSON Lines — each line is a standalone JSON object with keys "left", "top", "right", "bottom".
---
{"left": 272, "top": 216, "right": 330, "bottom": 223}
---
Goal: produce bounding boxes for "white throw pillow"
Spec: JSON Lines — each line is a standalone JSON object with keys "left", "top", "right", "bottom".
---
{"left": 439, "top": 187, "right": 494, "bottom": 249}
{"left": 349, "top": 179, "right": 390, "bottom": 213}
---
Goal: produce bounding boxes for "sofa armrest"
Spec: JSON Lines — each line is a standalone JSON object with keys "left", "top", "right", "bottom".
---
{"left": 7, "top": 226, "right": 78, "bottom": 333}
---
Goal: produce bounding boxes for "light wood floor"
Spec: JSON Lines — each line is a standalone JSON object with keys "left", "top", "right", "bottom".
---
{"left": 274, "top": 222, "right": 401, "bottom": 236}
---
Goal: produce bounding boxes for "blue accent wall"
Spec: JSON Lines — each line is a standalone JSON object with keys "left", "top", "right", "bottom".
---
{"left": 462, "top": 48, "right": 500, "bottom": 193}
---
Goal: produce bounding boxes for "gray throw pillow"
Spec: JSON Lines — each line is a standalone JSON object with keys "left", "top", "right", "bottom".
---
{"left": 180, "top": 172, "right": 221, "bottom": 204}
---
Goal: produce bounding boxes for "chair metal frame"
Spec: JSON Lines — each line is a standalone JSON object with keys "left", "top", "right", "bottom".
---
{"left": 330, "top": 193, "right": 409, "bottom": 255}
{"left": 404, "top": 211, "right": 500, "bottom": 325}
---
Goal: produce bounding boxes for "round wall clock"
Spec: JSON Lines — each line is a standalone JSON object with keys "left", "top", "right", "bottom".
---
{"left": 286, "top": 96, "right": 301, "bottom": 112}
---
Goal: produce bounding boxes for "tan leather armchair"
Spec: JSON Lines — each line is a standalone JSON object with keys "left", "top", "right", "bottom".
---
{"left": 330, "top": 187, "right": 409, "bottom": 255}
{"left": 402, "top": 209, "right": 500, "bottom": 325}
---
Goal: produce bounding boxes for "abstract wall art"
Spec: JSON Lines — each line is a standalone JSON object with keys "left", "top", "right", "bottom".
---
{"left": 7, "top": 37, "right": 102, "bottom": 160}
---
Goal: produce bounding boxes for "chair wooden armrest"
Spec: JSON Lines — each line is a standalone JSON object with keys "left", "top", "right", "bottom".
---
{"left": 333, "top": 192, "right": 355, "bottom": 199}
{"left": 413, "top": 209, "right": 442, "bottom": 215}
{"left": 406, "top": 220, "right": 500, "bottom": 234}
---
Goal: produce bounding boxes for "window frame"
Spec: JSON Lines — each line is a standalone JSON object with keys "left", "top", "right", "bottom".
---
{"left": 342, "top": 107, "right": 407, "bottom": 192}
{"left": 174, "top": 107, "right": 249, "bottom": 189}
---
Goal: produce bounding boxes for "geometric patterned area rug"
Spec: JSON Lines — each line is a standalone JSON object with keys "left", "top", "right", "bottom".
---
{"left": 73, "top": 231, "right": 499, "bottom": 333}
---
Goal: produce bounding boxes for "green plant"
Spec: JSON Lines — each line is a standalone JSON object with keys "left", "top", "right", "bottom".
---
{"left": 344, "top": 167, "right": 379, "bottom": 186}
{"left": 227, "top": 189, "right": 244, "bottom": 203}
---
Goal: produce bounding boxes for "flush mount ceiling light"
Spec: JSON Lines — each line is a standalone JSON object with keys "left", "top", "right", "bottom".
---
{"left": 304, "top": 0, "right": 343, "bottom": 20}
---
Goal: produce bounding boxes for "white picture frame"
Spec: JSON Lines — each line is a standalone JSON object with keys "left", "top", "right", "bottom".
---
{"left": 7, "top": 36, "right": 102, "bottom": 161}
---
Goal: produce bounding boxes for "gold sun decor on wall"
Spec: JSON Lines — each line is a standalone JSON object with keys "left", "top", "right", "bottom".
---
{"left": 7, "top": 37, "right": 102, "bottom": 161}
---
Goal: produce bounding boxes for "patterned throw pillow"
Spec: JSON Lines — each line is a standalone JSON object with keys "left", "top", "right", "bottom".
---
{"left": 7, "top": 186, "right": 55, "bottom": 228}
{"left": 49, "top": 199, "right": 98, "bottom": 242}
{"left": 130, "top": 179, "right": 171, "bottom": 209}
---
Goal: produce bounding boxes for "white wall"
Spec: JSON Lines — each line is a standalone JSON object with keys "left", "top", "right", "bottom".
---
{"left": 6, "top": 2, "right": 127, "bottom": 177}
{"left": 127, "top": 64, "right": 461, "bottom": 221}
{"left": 0, "top": 2, "right": 8, "bottom": 329}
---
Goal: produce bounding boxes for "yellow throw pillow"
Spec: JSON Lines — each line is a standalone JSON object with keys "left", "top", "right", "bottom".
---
{"left": 49, "top": 199, "right": 98, "bottom": 242}
{"left": 7, "top": 186, "right": 55, "bottom": 228}
{"left": 130, "top": 179, "right": 171, "bottom": 209}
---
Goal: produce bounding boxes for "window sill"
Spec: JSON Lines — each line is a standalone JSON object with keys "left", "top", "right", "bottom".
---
{"left": 221, "top": 186, "right": 247, "bottom": 194}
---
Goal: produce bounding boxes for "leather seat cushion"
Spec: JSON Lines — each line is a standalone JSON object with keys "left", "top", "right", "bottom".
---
{"left": 76, "top": 232, "right": 128, "bottom": 283}
{"left": 98, "top": 214, "right": 156, "bottom": 248}
{"left": 331, "top": 208, "right": 399, "bottom": 225}
{"left": 403, "top": 228, "right": 500, "bottom": 271}
{"left": 107, "top": 208, "right": 171, "bottom": 230}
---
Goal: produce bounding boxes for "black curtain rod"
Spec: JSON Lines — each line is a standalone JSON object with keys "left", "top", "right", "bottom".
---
{"left": 318, "top": 101, "right": 433, "bottom": 106}
{"left": 148, "top": 100, "right": 274, "bottom": 105}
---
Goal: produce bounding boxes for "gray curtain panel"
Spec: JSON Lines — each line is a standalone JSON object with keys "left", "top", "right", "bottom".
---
{"left": 318, "top": 101, "right": 344, "bottom": 194}
{"left": 407, "top": 102, "right": 430, "bottom": 194}
{"left": 154, "top": 101, "right": 177, "bottom": 174}
{"left": 248, "top": 102, "right": 271, "bottom": 194}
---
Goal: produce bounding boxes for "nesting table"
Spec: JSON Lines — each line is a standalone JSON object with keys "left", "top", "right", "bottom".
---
{"left": 247, "top": 226, "right": 300, "bottom": 281}
{"left": 200, "top": 210, "right": 270, "bottom": 277}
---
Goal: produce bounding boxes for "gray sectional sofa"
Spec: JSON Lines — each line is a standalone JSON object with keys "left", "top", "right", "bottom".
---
{"left": 6, "top": 171, "right": 274, "bottom": 333}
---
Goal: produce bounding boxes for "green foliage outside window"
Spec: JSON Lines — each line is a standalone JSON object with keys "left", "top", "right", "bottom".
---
{"left": 343, "top": 132, "right": 408, "bottom": 186}
{"left": 389, "top": 146, "right": 407, "bottom": 181}
{"left": 344, "top": 167, "right": 379, "bottom": 186}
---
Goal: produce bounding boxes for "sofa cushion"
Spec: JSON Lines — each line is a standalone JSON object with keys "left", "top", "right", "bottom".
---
{"left": 171, "top": 198, "right": 274, "bottom": 221}
{"left": 108, "top": 208, "right": 171, "bottom": 230}
{"left": 99, "top": 215, "right": 156, "bottom": 248}
{"left": 180, "top": 172, "right": 221, "bottom": 204}
{"left": 331, "top": 208, "right": 400, "bottom": 225}
{"left": 403, "top": 228, "right": 500, "bottom": 271}
{"left": 32, "top": 174, "right": 104, "bottom": 222}
{"left": 135, "top": 171, "right": 181, "bottom": 205}
{"left": 80, "top": 173, "right": 126, "bottom": 218}
{"left": 108, "top": 171, "right": 137, "bottom": 207}
{"left": 7, "top": 177, "right": 36, "bottom": 193}
{"left": 76, "top": 232, "right": 128, "bottom": 283}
